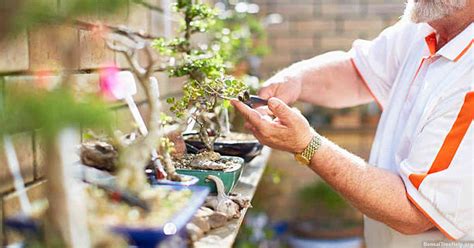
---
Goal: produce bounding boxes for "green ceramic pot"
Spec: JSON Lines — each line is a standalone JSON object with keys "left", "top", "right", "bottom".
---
{"left": 176, "top": 156, "right": 244, "bottom": 194}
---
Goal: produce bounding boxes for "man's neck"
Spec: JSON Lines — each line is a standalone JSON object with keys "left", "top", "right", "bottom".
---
{"left": 428, "top": 5, "right": 473, "bottom": 49}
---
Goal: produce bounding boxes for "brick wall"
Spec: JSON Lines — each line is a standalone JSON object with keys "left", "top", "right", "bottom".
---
{"left": 252, "top": 0, "right": 405, "bottom": 78}
{"left": 0, "top": 0, "right": 180, "bottom": 244}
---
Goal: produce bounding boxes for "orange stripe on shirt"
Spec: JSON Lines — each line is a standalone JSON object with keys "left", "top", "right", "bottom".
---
{"left": 409, "top": 91, "right": 474, "bottom": 189}
{"left": 406, "top": 193, "right": 457, "bottom": 240}
{"left": 454, "top": 39, "right": 473, "bottom": 62}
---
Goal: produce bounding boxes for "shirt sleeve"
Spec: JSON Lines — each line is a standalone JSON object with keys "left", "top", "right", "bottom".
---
{"left": 399, "top": 90, "right": 474, "bottom": 240}
{"left": 349, "top": 21, "right": 416, "bottom": 109}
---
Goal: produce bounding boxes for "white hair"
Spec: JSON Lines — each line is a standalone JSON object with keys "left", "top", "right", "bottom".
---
{"left": 404, "top": 0, "right": 467, "bottom": 23}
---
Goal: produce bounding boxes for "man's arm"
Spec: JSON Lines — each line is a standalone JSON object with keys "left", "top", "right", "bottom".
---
{"left": 232, "top": 98, "right": 434, "bottom": 235}
{"left": 312, "top": 135, "right": 434, "bottom": 234}
{"left": 259, "top": 51, "right": 374, "bottom": 108}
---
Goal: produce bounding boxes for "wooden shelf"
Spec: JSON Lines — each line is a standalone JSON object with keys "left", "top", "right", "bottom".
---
{"left": 193, "top": 147, "right": 272, "bottom": 248}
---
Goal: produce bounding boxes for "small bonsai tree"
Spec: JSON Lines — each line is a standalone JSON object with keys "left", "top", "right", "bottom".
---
{"left": 1, "top": 86, "right": 112, "bottom": 247}
{"left": 153, "top": 0, "right": 248, "bottom": 153}
{"left": 103, "top": 31, "right": 184, "bottom": 187}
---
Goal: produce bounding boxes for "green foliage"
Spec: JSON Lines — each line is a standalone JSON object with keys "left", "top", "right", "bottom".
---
{"left": 152, "top": 38, "right": 189, "bottom": 55}
{"left": 298, "top": 181, "right": 350, "bottom": 215}
{"left": 210, "top": 10, "right": 270, "bottom": 67}
{"left": 0, "top": 86, "right": 112, "bottom": 139}
{"left": 4, "top": 0, "right": 128, "bottom": 36}
{"left": 153, "top": 0, "right": 249, "bottom": 150}
{"left": 160, "top": 137, "right": 176, "bottom": 154}
{"left": 160, "top": 112, "right": 174, "bottom": 125}
{"left": 175, "top": 1, "right": 216, "bottom": 34}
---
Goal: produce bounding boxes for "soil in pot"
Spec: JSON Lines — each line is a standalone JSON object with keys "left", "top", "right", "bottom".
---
{"left": 183, "top": 132, "right": 263, "bottom": 162}
{"left": 173, "top": 152, "right": 244, "bottom": 193}
{"left": 6, "top": 186, "right": 196, "bottom": 247}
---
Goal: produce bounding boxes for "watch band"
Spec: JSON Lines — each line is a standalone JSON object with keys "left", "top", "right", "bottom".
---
{"left": 295, "top": 133, "right": 321, "bottom": 166}
{"left": 303, "top": 135, "right": 321, "bottom": 158}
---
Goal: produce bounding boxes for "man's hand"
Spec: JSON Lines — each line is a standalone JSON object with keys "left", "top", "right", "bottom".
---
{"left": 258, "top": 73, "right": 302, "bottom": 104}
{"left": 232, "top": 97, "right": 314, "bottom": 154}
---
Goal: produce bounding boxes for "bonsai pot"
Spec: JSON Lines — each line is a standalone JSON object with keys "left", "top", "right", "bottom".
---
{"left": 148, "top": 172, "right": 200, "bottom": 187}
{"left": 5, "top": 185, "right": 210, "bottom": 248}
{"left": 183, "top": 132, "right": 263, "bottom": 162}
{"left": 175, "top": 156, "right": 244, "bottom": 194}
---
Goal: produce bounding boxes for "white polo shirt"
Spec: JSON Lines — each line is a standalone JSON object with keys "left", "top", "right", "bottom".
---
{"left": 350, "top": 20, "right": 473, "bottom": 247}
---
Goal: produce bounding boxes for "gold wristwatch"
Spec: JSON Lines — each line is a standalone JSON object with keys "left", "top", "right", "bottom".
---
{"left": 294, "top": 133, "right": 321, "bottom": 166}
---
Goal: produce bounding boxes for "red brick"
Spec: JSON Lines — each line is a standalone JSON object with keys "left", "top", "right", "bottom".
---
{"left": 154, "top": 72, "right": 174, "bottom": 97}
{"left": 70, "top": 73, "right": 101, "bottom": 99}
{"left": 128, "top": 2, "right": 151, "bottom": 32}
{"left": 319, "top": 35, "right": 356, "bottom": 52}
{"left": 274, "top": 4, "right": 314, "bottom": 19}
{"left": 3, "top": 75, "right": 62, "bottom": 91}
{"left": 0, "top": 31, "right": 29, "bottom": 73}
{"left": 292, "top": 20, "right": 337, "bottom": 33}
{"left": 367, "top": 4, "right": 404, "bottom": 15}
{"left": 29, "top": 25, "right": 79, "bottom": 71}
{"left": 342, "top": 18, "right": 384, "bottom": 33}
{"left": 274, "top": 37, "right": 315, "bottom": 51}
{"left": 114, "top": 107, "right": 138, "bottom": 133}
{"left": 320, "top": 3, "right": 363, "bottom": 17}
{"left": 79, "top": 30, "right": 115, "bottom": 69}
{"left": 0, "top": 133, "right": 34, "bottom": 193}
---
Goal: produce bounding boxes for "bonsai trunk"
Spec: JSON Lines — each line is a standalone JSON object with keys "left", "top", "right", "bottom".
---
{"left": 117, "top": 76, "right": 181, "bottom": 185}
{"left": 44, "top": 129, "right": 90, "bottom": 248}
{"left": 195, "top": 108, "right": 220, "bottom": 153}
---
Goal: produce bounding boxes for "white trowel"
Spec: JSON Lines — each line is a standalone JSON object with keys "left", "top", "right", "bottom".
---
{"left": 113, "top": 72, "right": 166, "bottom": 177}
{"left": 3, "top": 136, "right": 32, "bottom": 214}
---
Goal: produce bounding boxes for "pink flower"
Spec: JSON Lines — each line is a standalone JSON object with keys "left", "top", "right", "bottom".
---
{"left": 99, "top": 65, "right": 120, "bottom": 101}
{"left": 34, "top": 70, "right": 53, "bottom": 89}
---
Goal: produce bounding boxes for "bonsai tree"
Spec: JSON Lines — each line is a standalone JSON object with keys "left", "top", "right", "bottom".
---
{"left": 102, "top": 32, "right": 184, "bottom": 187}
{"left": 1, "top": 86, "right": 112, "bottom": 247}
{"left": 153, "top": 0, "right": 248, "bottom": 153}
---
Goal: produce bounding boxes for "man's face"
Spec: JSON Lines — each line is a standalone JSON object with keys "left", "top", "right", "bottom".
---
{"left": 404, "top": 0, "right": 467, "bottom": 23}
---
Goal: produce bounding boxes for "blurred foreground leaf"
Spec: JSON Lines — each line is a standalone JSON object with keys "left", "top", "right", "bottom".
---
{"left": 0, "top": 87, "right": 112, "bottom": 138}
{"left": 1, "top": 0, "right": 128, "bottom": 37}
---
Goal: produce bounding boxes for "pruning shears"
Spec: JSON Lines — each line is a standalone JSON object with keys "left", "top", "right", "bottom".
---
{"left": 238, "top": 91, "right": 268, "bottom": 108}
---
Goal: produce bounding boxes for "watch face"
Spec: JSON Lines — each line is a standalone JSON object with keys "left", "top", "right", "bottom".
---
{"left": 295, "top": 154, "right": 310, "bottom": 165}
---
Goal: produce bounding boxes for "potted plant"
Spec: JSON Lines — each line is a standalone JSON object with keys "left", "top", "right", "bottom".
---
{"left": 2, "top": 2, "right": 209, "bottom": 247}
{"left": 75, "top": 18, "right": 202, "bottom": 186}
{"left": 289, "top": 181, "right": 363, "bottom": 247}
{"left": 150, "top": 0, "right": 266, "bottom": 193}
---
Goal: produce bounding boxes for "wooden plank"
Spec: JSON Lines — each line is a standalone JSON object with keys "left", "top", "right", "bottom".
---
{"left": 193, "top": 147, "right": 272, "bottom": 248}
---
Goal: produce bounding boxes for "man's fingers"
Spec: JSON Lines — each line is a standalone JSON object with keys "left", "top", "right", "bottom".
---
{"left": 244, "top": 122, "right": 255, "bottom": 131}
{"left": 267, "top": 97, "right": 295, "bottom": 125}
{"left": 255, "top": 106, "right": 274, "bottom": 116}
{"left": 231, "top": 100, "right": 265, "bottom": 129}
{"left": 258, "top": 86, "right": 274, "bottom": 100}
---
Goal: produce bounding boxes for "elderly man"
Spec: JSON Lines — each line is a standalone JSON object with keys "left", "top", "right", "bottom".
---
{"left": 232, "top": 0, "right": 473, "bottom": 247}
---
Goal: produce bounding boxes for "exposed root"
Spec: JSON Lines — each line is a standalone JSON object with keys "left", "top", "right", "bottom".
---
{"left": 204, "top": 175, "right": 241, "bottom": 220}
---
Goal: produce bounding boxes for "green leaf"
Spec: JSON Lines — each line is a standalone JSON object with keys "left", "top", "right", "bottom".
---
{"left": 222, "top": 100, "right": 231, "bottom": 109}
{"left": 0, "top": 87, "right": 112, "bottom": 139}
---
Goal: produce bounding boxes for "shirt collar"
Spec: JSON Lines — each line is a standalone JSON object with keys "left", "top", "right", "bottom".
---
{"left": 424, "top": 23, "right": 473, "bottom": 62}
